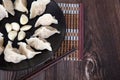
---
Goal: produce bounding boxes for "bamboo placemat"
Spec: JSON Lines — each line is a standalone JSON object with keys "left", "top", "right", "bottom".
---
{"left": 55, "top": 3, "right": 83, "bottom": 61}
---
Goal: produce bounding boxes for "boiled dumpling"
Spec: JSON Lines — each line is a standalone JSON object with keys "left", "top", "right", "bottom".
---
{"left": 4, "top": 41, "right": 27, "bottom": 63}
{"left": 26, "top": 37, "right": 52, "bottom": 51}
{"left": 2, "top": 0, "right": 15, "bottom": 16}
{"left": 14, "top": 0, "right": 28, "bottom": 13}
{"left": 30, "top": 1, "right": 46, "bottom": 19}
{"left": 37, "top": 0, "right": 51, "bottom": 5}
{"left": 0, "top": 4, "right": 8, "bottom": 21}
{"left": 33, "top": 26, "right": 60, "bottom": 38}
{"left": 30, "top": 0, "right": 51, "bottom": 19}
{"left": 0, "top": 33, "right": 4, "bottom": 55}
{"left": 18, "top": 42, "right": 41, "bottom": 59}
{"left": 35, "top": 14, "right": 58, "bottom": 27}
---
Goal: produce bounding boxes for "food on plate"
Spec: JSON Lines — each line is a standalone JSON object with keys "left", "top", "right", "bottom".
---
{"left": 11, "top": 22, "right": 20, "bottom": 31}
{"left": 0, "top": 33, "right": 4, "bottom": 55}
{"left": 14, "top": 0, "right": 28, "bottom": 13}
{"left": 33, "top": 26, "right": 60, "bottom": 38}
{"left": 2, "top": 0, "right": 15, "bottom": 16}
{"left": 0, "top": 0, "right": 61, "bottom": 63}
{"left": 18, "top": 31, "right": 26, "bottom": 41}
{"left": 20, "top": 25, "right": 32, "bottom": 31}
{"left": 8, "top": 31, "right": 17, "bottom": 41}
{"left": 18, "top": 42, "right": 41, "bottom": 59}
{"left": 0, "top": 4, "right": 8, "bottom": 21}
{"left": 30, "top": 1, "right": 46, "bottom": 19}
{"left": 26, "top": 37, "right": 52, "bottom": 51}
{"left": 5, "top": 23, "right": 12, "bottom": 33}
{"left": 20, "top": 14, "right": 28, "bottom": 25}
{"left": 4, "top": 41, "right": 27, "bottom": 63}
{"left": 35, "top": 14, "right": 58, "bottom": 27}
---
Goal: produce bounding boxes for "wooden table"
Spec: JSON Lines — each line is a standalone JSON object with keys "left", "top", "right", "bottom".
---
{"left": 1, "top": 0, "right": 120, "bottom": 80}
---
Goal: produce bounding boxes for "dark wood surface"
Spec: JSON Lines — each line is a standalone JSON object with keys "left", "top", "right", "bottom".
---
{"left": 83, "top": 0, "right": 120, "bottom": 80}
{"left": 0, "top": 0, "right": 120, "bottom": 80}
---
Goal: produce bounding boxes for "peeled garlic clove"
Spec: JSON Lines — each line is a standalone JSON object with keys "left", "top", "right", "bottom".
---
{"left": 5, "top": 23, "right": 12, "bottom": 33}
{"left": 8, "top": 31, "right": 17, "bottom": 41}
{"left": 20, "top": 25, "right": 32, "bottom": 31}
{"left": 18, "top": 31, "right": 26, "bottom": 41}
{"left": 11, "top": 22, "right": 20, "bottom": 31}
{"left": 20, "top": 14, "right": 28, "bottom": 25}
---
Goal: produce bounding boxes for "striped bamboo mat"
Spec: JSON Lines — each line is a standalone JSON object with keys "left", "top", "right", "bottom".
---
{"left": 55, "top": 3, "right": 83, "bottom": 60}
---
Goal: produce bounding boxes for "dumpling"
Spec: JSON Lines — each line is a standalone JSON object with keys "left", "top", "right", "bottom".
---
{"left": 30, "top": 0, "right": 51, "bottom": 19}
{"left": 26, "top": 37, "right": 52, "bottom": 51}
{"left": 2, "top": 0, "right": 15, "bottom": 16}
{"left": 0, "top": 4, "right": 8, "bottom": 21}
{"left": 0, "top": 33, "right": 4, "bottom": 55}
{"left": 37, "top": 0, "right": 51, "bottom": 5}
{"left": 30, "top": 1, "right": 46, "bottom": 19}
{"left": 14, "top": 0, "right": 28, "bottom": 13}
{"left": 4, "top": 41, "right": 27, "bottom": 63}
{"left": 18, "top": 42, "right": 41, "bottom": 59}
{"left": 33, "top": 26, "right": 60, "bottom": 38}
{"left": 35, "top": 14, "right": 58, "bottom": 27}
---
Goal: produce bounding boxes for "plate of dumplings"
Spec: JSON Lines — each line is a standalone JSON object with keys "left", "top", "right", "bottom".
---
{"left": 0, "top": 0, "right": 66, "bottom": 70}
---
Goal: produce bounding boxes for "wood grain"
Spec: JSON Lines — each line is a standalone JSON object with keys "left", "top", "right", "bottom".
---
{"left": 0, "top": 0, "right": 120, "bottom": 80}
{"left": 83, "top": 0, "right": 120, "bottom": 80}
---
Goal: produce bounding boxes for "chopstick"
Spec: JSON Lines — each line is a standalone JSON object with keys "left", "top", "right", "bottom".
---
{"left": 19, "top": 48, "right": 76, "bottom": 80}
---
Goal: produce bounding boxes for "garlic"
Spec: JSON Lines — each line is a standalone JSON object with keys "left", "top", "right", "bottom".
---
{"left": 20, "top": 14, "right": 28, "bottom": 25}
{"left": 11, "top": 22, "right": 20, "bottom": 31}
{"left": 5, "top": 23, "right": 12, "bottom": 33}
{"left": 20, "top": 25, "right": 32, "bottom": 31}
{"left": 8, "top": 31, "right": 17, "bottom": 41}
{"left": 18, "top": 31, "right": 26, "bottom": 41}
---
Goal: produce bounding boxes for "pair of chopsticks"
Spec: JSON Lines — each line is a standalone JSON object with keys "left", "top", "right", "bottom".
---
{"left": 19, "top": 48, "right": 76, "bottom": 80}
